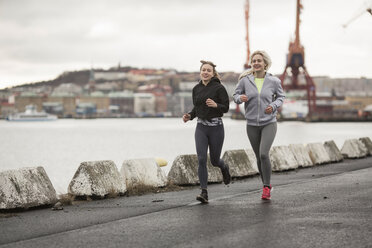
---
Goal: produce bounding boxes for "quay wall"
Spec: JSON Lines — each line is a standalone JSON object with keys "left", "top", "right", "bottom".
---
{"left": 1, "top": 137, "right": 371, "bottom": 210}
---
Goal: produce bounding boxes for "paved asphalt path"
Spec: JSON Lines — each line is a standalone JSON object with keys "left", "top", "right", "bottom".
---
{"left": 1, "top": 157, "right": 372, "bottom": 248}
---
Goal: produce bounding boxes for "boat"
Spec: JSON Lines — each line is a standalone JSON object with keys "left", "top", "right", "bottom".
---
{"left": 6, "top": 105, "right": 58, "bottom": 121}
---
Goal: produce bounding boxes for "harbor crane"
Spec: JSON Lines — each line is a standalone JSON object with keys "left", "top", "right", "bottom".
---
{"left": 244, "top": 0, "right": 251, "bottom": 69}
{"left": 233, "top": 0, "right": 252, "bottom": 119}
{"left": 232, "top": 0, "right": 252, "bottom": 119}
{"left": 279, "top": 0, "right": 317, "bottom": 118}
{"left": 343, "top": 0, "right": 372, "bottom": 28}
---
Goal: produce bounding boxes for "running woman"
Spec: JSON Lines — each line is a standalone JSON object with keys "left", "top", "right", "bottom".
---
{"left": 233, "top": 50, "right": 285, "bottom": 200}
{"left": 183, "top": 60, "right": 231, "bottom": 203}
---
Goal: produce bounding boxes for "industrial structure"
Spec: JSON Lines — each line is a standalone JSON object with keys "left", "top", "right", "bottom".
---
{"left": 244, "top": 0, "right": 251, "bottom": 69}
{"left": 343, "top": 0, "right": 372, "bottom": 28}
{"left": 279, "top": 0, "right": 317, "bottom": 118}
{"left": 231, "top": 0, "right": 252, "bottom": 120}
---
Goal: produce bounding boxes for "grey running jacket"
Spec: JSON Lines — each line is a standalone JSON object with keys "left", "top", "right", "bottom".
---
{"left": 233, "top": 73, "right": 285, "bottom": 126}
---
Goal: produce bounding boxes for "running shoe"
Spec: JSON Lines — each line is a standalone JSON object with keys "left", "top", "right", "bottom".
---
{"left": 261, "top": 185, "right": 273, "bottom": 200}
{"left": 221, "top": 164, "right": 231, "bottom": 185}
{"left": 196, "top": 190, "right": 208, "bottom": 203}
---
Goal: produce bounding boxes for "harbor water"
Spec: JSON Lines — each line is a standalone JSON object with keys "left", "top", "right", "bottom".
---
{"left": 1, "top": 118, "right": 372, "bottom": 194}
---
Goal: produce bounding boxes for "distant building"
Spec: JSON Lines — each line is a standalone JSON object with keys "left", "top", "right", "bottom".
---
{"left": 167, "top": 92, "right": 193, "bottom": 117}
{"left": 109, "top": 91, "right": 134, "bottom": 116}
{"left": 313, "top": 77, "right": 372, "bottom": 96}
{"left": 94, "top": 82, "right": 121, "bottom": 93}
{"left": 78, "top": 92, "right": 110, "bottom": 117}
{"left": 15, "top": 92, "right": 46, "bottom": 113}
{"left": 76, "top": 102, "right": 96, "bottom": 118}
{"left": 49, "top": 94, "right": 77, "bottom": 118}
{"left": 137, "top": 84, "right": 172, "bottom": 95}
{"left": 94, "top": 71, "right": 128, "bottom": 81}
{"left": 0, "top": 102, "right": 15, "bottom": 119}
{"left": 128, "top": 69, "right": 176, "bottom": 81}
{"left": 52, "top": 83, "right": 82, "bottom": 96}
{"left": 345, "top": 96, "right": 372, "bottom": 111}
{"left": 134, "top": 93, "right": 155, "bottom": 116}
{"left": 88, "top": 69, "right": 96, "bottom": 93}
{"left": 42, "top": 102, "right": 64, "bottom": 116}
{"left": 137, "top": 84, "right": 172, "bottom": 114}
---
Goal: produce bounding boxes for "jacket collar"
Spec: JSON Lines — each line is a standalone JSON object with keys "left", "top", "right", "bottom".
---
{"left": 247, "top": 72, "right": 272, "bottom": 83}
{"left": 199, "top": 77, "right": 221, "bottom": 86}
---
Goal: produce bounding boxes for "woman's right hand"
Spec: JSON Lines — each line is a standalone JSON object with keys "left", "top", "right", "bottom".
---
{"left": 240, "top": 95, "right": 248, "bottom": 102}
{"left": 182, "top": 113, "right": 191, "bottom": 123}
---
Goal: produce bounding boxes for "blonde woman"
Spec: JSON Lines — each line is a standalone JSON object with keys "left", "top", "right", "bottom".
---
{"left": 183, "top": 60, "right": 231, "bottom": 203}
{"left": 233, "top": 50, "right": 285, "bottom": 200}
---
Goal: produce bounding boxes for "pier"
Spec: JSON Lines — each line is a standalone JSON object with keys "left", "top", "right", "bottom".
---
{"left": 1, "top": 156, "right": 372, "bottom": 247}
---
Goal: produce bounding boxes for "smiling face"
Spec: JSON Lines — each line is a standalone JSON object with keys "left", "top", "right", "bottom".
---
{"left": 251, "top": 54, "right": 266, "bottom": 74}
{"left": 200, "top": 64, "right": 214, "bottom": 83}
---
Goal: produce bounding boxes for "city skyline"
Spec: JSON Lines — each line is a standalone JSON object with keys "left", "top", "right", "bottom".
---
{"left": 1, "top": 0, "right": 371, "bottom": 90}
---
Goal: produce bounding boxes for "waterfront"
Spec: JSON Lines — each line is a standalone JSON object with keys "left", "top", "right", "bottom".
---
{"left": 1, "top": 118, "right": 372, "bottom": 194}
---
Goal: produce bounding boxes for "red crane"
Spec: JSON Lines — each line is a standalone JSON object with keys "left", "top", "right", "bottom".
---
{"left": 244, "top": 0, "right": 251, "bottom": 69}
{"left": 280, "top": 0, "right": 316, "bottom": 118}
{"left": 233, "top": 0, "right": 251, "bottom": 119}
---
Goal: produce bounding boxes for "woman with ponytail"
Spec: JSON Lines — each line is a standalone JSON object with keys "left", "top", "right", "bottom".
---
{"left": 183, "top": 60, "right": 231, "bottom": 203}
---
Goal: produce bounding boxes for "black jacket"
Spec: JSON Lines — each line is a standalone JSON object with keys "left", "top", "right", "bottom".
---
{"left": 189, "top": 77, "right": 229, "bottom": 121}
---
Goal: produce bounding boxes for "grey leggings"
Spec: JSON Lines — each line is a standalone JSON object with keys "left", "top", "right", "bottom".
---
{"left": 246, "top": 122, "right": 277, "bottom": 186}
{"left": 195, "top": 123, "right": 226, "bottom": 189}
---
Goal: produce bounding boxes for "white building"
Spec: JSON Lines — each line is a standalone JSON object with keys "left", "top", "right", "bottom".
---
{"left": 134, "top": 93, "right": 155, "bottom": 116}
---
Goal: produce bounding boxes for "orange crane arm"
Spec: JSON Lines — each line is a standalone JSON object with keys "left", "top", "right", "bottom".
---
{"left": 244, "top": 0, "right": 251, "bottom": 69}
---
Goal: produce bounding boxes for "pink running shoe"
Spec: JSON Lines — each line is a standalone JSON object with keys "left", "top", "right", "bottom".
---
{"left": 261, "top": 185, "right": 273, "bottom": 200}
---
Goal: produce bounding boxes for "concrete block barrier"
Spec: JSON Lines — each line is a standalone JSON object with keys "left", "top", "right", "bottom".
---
{"left": 306, "top": 143, "right": 331, "bottom": 165}
{"left": 245, "top": 149, "right": 259, "bottom": 172}
{"left": 0, "top": 167, "right": 57, "bottom": 210}
{"left": 222, "top": 149, "right": 259, "bottom": 178}
{"left": 68, "top": 160, "right": 127, "bottom": 197}
{"left": 121, "top": 158, "right": 167, "bottom": 188}
{"left": 324, "top": 140, "right": 344, "bottom": 162}
{"left": 167, "top": 154, "right": 222, "bottom": 186}
{"left": 289, "top": 144, "right": 314, "bottom": 167}
{"left": 341, "top": 139, "right": 368, "bottom": 158}
{"left": 359, "top": 137, "right": 372, "bottom": 156}
{"left": 270, "top": 146, "right": 299, "bottom": 171}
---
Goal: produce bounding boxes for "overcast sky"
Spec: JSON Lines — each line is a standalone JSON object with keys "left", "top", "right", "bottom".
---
{"left": 0, "top": 0, "right": 371, "bottom": 89}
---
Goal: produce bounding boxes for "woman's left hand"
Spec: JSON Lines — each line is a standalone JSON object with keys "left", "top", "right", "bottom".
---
{"left": 206, "top": 98, "right": 217, "bottom": 108}
{"left": 265, "top": 105, "right": 273, "bottom": 114}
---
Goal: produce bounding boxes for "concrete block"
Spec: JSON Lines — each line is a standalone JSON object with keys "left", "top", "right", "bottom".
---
{"left": 270, "top": 146, "right": 299, "bottom": 171}
{"left": 245, "top": 149, "right": 259, "bottom": 172}
{"left": 306, "top": 143, "right": 331, "bottom": 165}
{"left": 324, "top": 140, "right": 343, "bottom": 162}
{"left": 121, "top": 158, "right": 167, "bottom": 188}
{"left": 167, "top": 154, "right": 222, "bottom": 186}
{"left": 68, "top": 160, "right": 126, "bottom": 197}
{"left": 0, "top": 167, "right": 57, "bottom": 210}
{"left": 359, "top": 137, "right": 372, "bottom": 156}
{"left": 341, "top": 139, "right": 368, "bottom": 158}
{"left": 289, "top": 144, "right": 314, "bottom": 167}
{"left": 222, "top": 149, "right": 258, "bottom": 178}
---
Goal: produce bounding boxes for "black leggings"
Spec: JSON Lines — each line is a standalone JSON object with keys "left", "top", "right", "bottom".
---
{"left": 195, "top": 123, "right": 226, "bottom": 189}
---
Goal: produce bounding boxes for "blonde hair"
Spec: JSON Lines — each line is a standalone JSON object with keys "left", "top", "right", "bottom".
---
{"left": 239, "top": 50, "right": 272, "bottom": 80}
{"left": 200, "top": 60, "right": 221, "bottom": 80}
